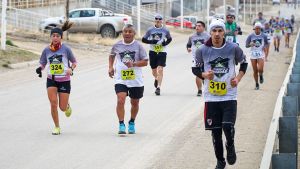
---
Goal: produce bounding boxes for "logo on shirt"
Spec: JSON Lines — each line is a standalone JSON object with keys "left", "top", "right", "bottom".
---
{"left": 151, "top": 33, "right": 163, "bottom": 41}
{"left": 49, "top": 54, "right": 63, "bottom": 64}
{"left": 209, "top": 57, "right": 230, "bottom": 78}
{"left": 193, "top": 39, "right": 205, "bottom": 48}
{"left": 120, "top": 50, "right": 136, "bottom": 64}
{"left": 252, "top": 39, "right": 262, "bottom": 47}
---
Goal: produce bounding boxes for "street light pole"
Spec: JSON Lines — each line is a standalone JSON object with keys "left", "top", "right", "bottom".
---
{"left": 1, "top": 0, "right": 7, "bottom": 50}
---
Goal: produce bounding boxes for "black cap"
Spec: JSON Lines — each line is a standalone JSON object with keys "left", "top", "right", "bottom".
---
{"left": 50, "top": 27, "right": 63, "bottom": 37}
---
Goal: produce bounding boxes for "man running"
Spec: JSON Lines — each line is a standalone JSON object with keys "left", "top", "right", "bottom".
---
{"left": 195, "top": 19, "right": 248, "bottom": 169}
{"left": 246, "top": 22, "right": 269, "bottom": 90}
{"left": 142, "top": 14, "right": 172, "bottom": 96}
{"left": 108, "top": 24, "right": 148, "bottom": 135}
{"left": 272, "top": 17, "right": 283, "bottom": 52}
{"left": 263, "top": 22, "right": 273, "bottom": 61}
{"left": 284, "top": 18, "right": 293, "bottom": 48}
{"left": 186, "top": 21, "right": 210, "bottom": 96}
{"left": 253, "top": 12, "right": 267, "bottom": 26}
{"left": 225, "top": 14, "right": 238, "bottom": 44}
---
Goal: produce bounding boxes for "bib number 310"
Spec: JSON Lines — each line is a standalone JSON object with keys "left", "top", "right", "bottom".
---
{"left": 209, "top": 80, "right": 227, "bottom": 96}
{"left": 121, "top": 69, "right": 136, "bottom": 80}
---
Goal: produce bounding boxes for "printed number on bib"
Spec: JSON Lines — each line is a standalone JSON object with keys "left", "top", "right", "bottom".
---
{"left": 251, "top": 50, "right": 262, "bottom": 57}
{"left": 50, "top": 64, "right": 64, "bottom": 75}
{"left": 121, "top": 69, "right": 136, "bottom": 80}
{"left": 226, "top": 36, "right": 234, "bottom": 43}
{"left": 154, "top": 44, "right": 163, "bottom": 53}
{"left": 275, "top": 30, "right": 281, "bottom": 33}
{"left": 209, "top": 80, "right": 227, "bottom": 96}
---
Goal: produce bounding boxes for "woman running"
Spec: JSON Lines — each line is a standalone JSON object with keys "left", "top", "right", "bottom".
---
{"left": 36, "top": 21, "right": 77, "bottom": 135}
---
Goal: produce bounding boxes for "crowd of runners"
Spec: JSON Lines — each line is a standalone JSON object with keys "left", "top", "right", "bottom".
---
{"left": 34, "top": 8, "right": 296, "bottom": 169}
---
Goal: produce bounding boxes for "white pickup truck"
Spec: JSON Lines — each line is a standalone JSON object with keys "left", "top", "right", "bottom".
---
{"left": 39, "top": 8, "right": 132, "bottom": 38}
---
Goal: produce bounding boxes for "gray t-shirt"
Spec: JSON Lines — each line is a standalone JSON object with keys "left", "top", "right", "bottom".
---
{"left": 39, "top": 43, "right": 77, "bottom": 82}
{"left": 195, "top": 42, "right": 246, "bottom": 102}
{"left": 245, "top": 33, "right": 269, "bottom": 59}
{"left": 110, "top": 40, "right": 148, "bottom": 87}
{"left": 143, "top": 26, "right": 172, "bottom": 52}
{"left": 187, "top": 32, "right": 210, "bottom": 67}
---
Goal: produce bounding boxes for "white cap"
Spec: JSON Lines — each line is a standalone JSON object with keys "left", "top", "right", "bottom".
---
{"left": 154, "top": 14, "right": 163, "bottom": 20}
{"left": 253, "top": 22, "right": 263, "bottom": 29}
{"left": 209, "top": 19, "right": 225, "bottom": 32}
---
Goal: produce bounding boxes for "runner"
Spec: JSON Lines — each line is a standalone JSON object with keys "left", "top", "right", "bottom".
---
{"left": 186, "top": 21, "right": 210, "bottom": 96}
{"left": 195, "top": 19, "right": 248, "bottom": 169}
{"left": 225, "top": 14, "right": 238, "bottom": 44}
{"left": 253, "top": 12, "right": 267, "bottom": 26}
{"left": 272, "top": 17, "right": 283, "bottom": 52}
{"left": 246, "top": 22, "right": 269, "bottom": 90}
{"left": 142, "top": 14, "right": 172, "bottom": 96}
{"left": 284, "top": 18, "right": 293, "bottom": 48}
{"left": 108, "top": 24, "right": 148, "bottom": 135}
{"left": 35, "top": 21, "right": 76, "bottom": 135}
{"left": 263, "top": 22, "right": 273, "bottom": 61}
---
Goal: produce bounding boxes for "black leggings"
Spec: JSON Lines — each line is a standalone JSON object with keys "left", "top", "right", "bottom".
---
{"left": 211, "top": 123, "right": 235, "bottom": 161}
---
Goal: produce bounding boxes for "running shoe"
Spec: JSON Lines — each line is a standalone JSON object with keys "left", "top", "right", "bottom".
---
{"left": 215, "top": 160, "right": 226, "bottom": 169}
{"left": 226, "top": 143, "right": 237, "bottom": 165}
{"left": 128, "top": 122, "right": 135, "bottom": 134}
{"left": 197, "top": 90, "right": 202, "bottom": 96}
{"left": 65, "top": 104, "right": 72, "bottom": 117}
{"left": 118, "top": 123, "right": 126, "bottom": 134}
{"left": 52, "top": 127, "right": 61, "bottom": 135}
{"left": 255, "top": 83, "right": 259, "bottom": 90}
{"left": 154, "top": 79, "right": 158, "bottom": 88}
{"left": 155, "top": 87, "right": 160, "bottom": 96}
{"left": 259, "top": 75, "right": 264, "bottom": 84}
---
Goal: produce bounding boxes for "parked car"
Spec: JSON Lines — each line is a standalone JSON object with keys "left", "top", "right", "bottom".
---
{"left": 272, "top": 0, "right": 280, "bottom": 5}
{"left": 165, "top": 18, "right": 193, "bottom": 29}
{"left": 177, "top": 16, "right": 198, "bottom": 28}
{"left": 39, "top": 8, "right": 132, "bottom": 38}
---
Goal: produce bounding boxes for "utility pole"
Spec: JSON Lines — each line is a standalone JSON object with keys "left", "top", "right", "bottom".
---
{"left": 235, "top": 0, "right": 239, "bottom": 22}
{"left": 207, "top": 0, "right": 210, "bottom": 31}
{"left": 1, "top": 0, "right": 7, "bottom": 50}
{"left": 180, "top": 0, "right": 183, "bottom": 30}
{"left": 244, "top": 0, "right": 246, "bottom": 24}
{"left": 163, "top": 0, "right": 167, "bottom": 23}
{"left": 65, "top": 0, "right": 69, "bottom": 40}
{"left": 137, "top": 0, "right": 141, "bottom": 37}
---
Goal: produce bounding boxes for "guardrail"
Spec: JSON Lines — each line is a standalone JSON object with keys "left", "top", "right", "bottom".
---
{"left": 260, "top": 29, "right": 300, "bottom": 169}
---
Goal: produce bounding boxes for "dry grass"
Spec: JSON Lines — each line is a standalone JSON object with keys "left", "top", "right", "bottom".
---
{"left": 0, "top": 45, "right": 39, "bottom": 68}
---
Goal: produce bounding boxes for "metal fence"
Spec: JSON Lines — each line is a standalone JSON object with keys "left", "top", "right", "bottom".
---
{"left": 0, "top": 6, "right": 50, "bottom": 32}
{"left": 3, "top": 0, "right": 91, "bottom": 9}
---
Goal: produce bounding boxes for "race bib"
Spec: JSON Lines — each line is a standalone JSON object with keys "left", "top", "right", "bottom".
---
{"left": 287, "top": 28, "right": 292, "bottom": 33}
{"left": 226, "top": 36, "right": 234, "bottom": 43}
{"left": 251, "top": 50, "right": 263, "bottom": 57}
{"left": 50, "top": 63, "right": 64, "bottom": 75}
{"left": 275, "top": 29, "right": 281, "bottom": 33}
{"left": 209, "top": 80, "right": 227, "bottom": 96}
{"left": 121, "top": 69, "right": 135, "bottom": 80}
{"left": 154, "top": 44, "right": 163, "bottom": 53}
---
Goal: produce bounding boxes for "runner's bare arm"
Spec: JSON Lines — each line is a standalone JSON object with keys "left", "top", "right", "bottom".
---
{"left": 108, "top": 54, "right": 115, "bottom": 78}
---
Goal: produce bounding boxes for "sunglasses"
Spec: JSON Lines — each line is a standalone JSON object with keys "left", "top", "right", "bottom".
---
{"left": 155, "top": 18, "right": 162, "bottom": 20}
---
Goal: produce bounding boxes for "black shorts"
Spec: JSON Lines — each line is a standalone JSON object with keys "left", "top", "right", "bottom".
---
{"left": 149, "top": 50, "right": 167, "bottom": 69}
{"left": 115, "top": 84, "right": 144, "bottom": 99}
{"left": 192, "top": 67, "right": 202, "bottom": 78}
{"left": 46, "top": 78, "right": 71, "bottom": 94}
{"left": 204, "top": 100, "right": 237, "bottom": 130}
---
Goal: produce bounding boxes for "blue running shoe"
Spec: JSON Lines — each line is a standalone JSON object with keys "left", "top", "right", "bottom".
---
{"left": 128, "top": 122, "right": 135, "bottom": 134}
{"left": 118, "top": 123, "right": 126, "bottom": 134}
